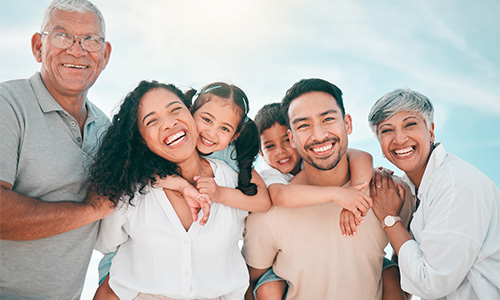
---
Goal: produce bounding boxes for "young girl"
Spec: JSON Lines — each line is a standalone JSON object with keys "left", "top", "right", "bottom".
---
{"left": 94, "top": 82, "right": 271, "bottom": 298}
{"left": 92, "top": 80, "right": 268, "bottom": 299}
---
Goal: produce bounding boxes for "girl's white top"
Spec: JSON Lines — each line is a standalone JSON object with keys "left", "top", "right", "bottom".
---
{"left": 95, "top": 158, "right": 249, "bottom": 300}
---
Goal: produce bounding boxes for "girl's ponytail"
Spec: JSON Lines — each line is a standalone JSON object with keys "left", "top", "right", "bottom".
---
{"left": 233, "top": 117, "right": 259, "bottom": 196}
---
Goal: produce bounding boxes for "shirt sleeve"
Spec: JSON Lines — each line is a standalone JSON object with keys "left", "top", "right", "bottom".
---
{"left": 398, "top": 178, "right": 483, "bottom": 298}
{"left": 258, "top": 167, "right": 291, "bottom": 187}
{"left": 0, "top": 92, "right": 21, "bottom": 185}
{"left": 94, "top": 202, "right": 131, "bottom": 254}
{"left": 242, "top": 212, "right": 278, "bottom": 269}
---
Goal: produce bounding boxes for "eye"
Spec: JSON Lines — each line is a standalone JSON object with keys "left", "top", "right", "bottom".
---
{"left": 380, "top": 128, "right": 392, "bottom": 134}
{"left": 405, "top": 122, "right": 417, "bottom": 128}
{"left": 202, "top": 117, "right": 211, "bottom": 124}
{"left": 297, "top": 123, "right": 309, "bottom": 130}
{"left": 324, "top": 117, "right": 335, "bottom": 122}
{"left": 170, "top": 106, "right": 182, "bottom": 114}
{"left": 264, "top": 144, "right": 275, "bottom": 150}
{"left": 283, "top": 138, "right": 290, "bottom": 144}
{"left": 221, "top": 126, "right": 232, "bottom": 133}
{"left": 146, "top": 118, "right": 158, "bottom": 126}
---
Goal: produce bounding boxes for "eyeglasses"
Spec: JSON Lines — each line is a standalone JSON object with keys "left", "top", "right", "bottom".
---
{"left": 42, "top": 31, "right": 105, "bottom": 52}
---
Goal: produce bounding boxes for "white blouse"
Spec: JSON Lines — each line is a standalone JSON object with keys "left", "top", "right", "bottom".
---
{"left": 399, "top": 144, "right": 500, "bottom": 300}
{"left": 95, "top": 158, "right": 249, "bottom": 300}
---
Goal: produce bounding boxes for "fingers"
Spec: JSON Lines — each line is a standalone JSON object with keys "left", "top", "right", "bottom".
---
{"left": 340, "top": 210, "right": 360, "bottom": 238}
{"left": 397, "top": 183, "right": 405, "bottom": 199}
{"left": 199, "top": 202, "right": 211, "bottom": 226}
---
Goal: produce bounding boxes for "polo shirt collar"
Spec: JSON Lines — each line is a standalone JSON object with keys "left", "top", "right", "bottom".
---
{"left": 29, "top": 72, "right": 98, "bottom": 125}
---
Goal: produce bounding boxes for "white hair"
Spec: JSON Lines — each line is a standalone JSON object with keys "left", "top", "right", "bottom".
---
{"left": 40, "top": 0, "right": 106, "bottom": 38}
{"left": 368, "top": 88, "right": 434, "bottom": 134}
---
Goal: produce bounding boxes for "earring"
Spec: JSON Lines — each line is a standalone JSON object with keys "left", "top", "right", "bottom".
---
{"left": 382, "top": 154, "right": 385, "bottom": 158}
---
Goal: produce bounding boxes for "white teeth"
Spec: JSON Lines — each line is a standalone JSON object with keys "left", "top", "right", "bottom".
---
{"left": 394, "top": 146, "right": 413, "bottom": 156}
{"left": 311, "top": 144, "right": 332, "bottom": 153}
{"left": 278, "top": 158, "right": 290, "bottom": 164}
{"left": 201, "top": 136, "right": 215, "bottom": 145}
{"left": 166, "top": 131, "right": 185, "bottom": 146}
{"left": 63, "top": 64, "right": 88, "bottom": 69}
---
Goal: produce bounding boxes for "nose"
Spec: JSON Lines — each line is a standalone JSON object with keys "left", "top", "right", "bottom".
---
{"left": 275, "top": 144, "right": 286, "bottom": 155}
{"left": 161, "top": 115, "right": 177, "bottom": 130}
{"left": 394, "top": 129, "right": 409, "bottom": 144}
{"left": 311, "top": 124, "right": 328, "bottom": 142}
{"left": 66, "top": 36, "right": 86, "bottom": 56}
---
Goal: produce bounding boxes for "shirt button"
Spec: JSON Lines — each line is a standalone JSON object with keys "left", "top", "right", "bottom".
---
{"left": 71, "top": 121, "right": 77, "bottom": 127}
{"left": 77, "top": 137, "right": 82, "bottom": 142}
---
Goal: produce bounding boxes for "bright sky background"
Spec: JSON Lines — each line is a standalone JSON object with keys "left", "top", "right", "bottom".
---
{"left": 1, "top": 0, "right": 499, "bottom": 298}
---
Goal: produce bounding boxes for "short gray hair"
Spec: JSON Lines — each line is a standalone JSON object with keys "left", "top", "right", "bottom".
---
{"left": 368, "top": 88, "right": 434, "bottom": 134}
{"left": 40, "top": 0, "right": 106, "bottom": 38}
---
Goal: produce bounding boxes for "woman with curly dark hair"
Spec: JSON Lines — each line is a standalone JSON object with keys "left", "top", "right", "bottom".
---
{"left": 92, "top": 80, "right": 251, "bottom": 300}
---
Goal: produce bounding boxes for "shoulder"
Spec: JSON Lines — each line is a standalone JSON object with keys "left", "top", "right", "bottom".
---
{"left": 0, "top": 78, "right": 33, "bottom": 104}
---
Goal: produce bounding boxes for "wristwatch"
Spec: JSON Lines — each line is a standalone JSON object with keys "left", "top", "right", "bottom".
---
{"left": 382, "top": 215, "right": 401, "bottom": 228}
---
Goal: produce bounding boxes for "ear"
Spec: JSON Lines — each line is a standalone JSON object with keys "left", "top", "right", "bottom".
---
{"left": 287, "top": 129, "right": 297, "bottom": 149}
{"left": 230, "top": 131, "right": 241, "bottom": 143}
{"left": 429, "top": 122, "right": 435, "bottom": 144}
{"left": 31, "top": 33, "right": 43, "bottom": 63}
{"left": 344, "top": 114, "right": 353, "bottom": 135}
{"left": 100, "top": 42, "right": 112, "bottom": 70}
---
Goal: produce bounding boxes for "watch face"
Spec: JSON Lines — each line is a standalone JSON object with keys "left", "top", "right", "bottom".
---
{"left": 385, "top": 217, "right": 395, "bottom": 226}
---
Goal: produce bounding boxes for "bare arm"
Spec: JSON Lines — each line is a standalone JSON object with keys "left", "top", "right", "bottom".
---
{"left": 245, "top": 266, "right": 270, "bottom": 300}
{"left": 269, "top": 182, "right": 371, "bottom": 220}
{"left": 196, "top": 169, "right": 272, "bottom": 212}
{"left": 346, "top": 148, "right": 373, "bottom": 194}
{"left": 0, "top": 181, "right": 113, "bottom": 241}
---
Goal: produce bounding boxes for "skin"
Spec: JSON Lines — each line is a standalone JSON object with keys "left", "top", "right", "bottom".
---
{"left": 371, "top": 111, "right": 435, "bottom": 256}
{"left": 0, "top": 9, "right": 113, "bottom": 241}
{"left": 259, "top": 123, "right": 302, "bottom": 175}
{"left": 193, "top": 97, "right": 241, "bottom": 154}
{"left": 31, "top": 9, "right": 111, "bottom": 130}
{"left": 95, "top": 89, "right": 214, "bottom": 299}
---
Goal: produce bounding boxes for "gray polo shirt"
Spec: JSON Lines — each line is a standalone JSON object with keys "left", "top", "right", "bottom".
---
{"left": 0, "top": 73, "right": 110, "bottom": 299}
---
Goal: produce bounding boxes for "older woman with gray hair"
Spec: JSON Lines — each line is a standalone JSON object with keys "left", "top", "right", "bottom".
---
{"left": 367, "top": 89, "right": 500, "bottom": 300}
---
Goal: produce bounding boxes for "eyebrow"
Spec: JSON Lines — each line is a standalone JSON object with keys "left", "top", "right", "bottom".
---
{"left": 141, "top": 100, "right": 184, "bottom": 123}
{"left": 291, "top": 109, "right": 338, "bottom": 125}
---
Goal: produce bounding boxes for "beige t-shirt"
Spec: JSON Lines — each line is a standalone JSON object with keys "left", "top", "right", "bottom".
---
{"left": 242, "top": 180, "right": 414, "bottom": 300}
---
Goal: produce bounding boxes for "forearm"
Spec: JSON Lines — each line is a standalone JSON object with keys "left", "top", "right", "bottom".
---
{"left": 217, "top": 185, "right": 271, "bottom": 212}
{"left": 384, "top": 222, "right": 413, "bottom": 256}
{"left": 270, "top": 184, "right": 340, "bottom": 208}
{"left": 0, "top": 185, "right": 106, "bottom": 240}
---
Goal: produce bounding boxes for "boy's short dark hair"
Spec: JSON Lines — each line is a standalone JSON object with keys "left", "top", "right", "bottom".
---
{"left": 254, "top": 102, "right": 287, "bottom": 135}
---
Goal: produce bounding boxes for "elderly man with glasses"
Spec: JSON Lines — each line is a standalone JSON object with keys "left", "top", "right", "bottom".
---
{"left": 0, "top": 0, "right": 113, "bottom": 298}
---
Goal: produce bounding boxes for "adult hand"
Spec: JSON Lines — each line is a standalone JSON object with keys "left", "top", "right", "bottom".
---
{"left": 370, "top": 170, "right": 405, "bottom": 222}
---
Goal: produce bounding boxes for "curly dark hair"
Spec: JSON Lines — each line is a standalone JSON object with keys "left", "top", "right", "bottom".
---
{"left": 185, "top": 82, "right": 259, "bottom": 196}
{"left": 90, "top": 80, "right": 192, "bottom": 205}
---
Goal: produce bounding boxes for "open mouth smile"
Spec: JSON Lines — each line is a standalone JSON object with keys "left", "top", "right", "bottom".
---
{"left": 277, "top": 157, "right": 291, "bottom": 165}
{"left": 393, "top": 146, "right": 414, "bottom": 157}
{"left": 63, "top": 63, "right": 88, "bottom": 69}
{"left": 200, "top": 136, "right": 216, "bottom": 147}
{"left": 309, "top": 142, "right": 334, "bottom": 156}
{"left": 165, "top": 130, "right": 186, "bottom": 146}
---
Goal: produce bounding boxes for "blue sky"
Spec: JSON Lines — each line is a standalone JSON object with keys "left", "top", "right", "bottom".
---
{"left": 1, "top": 0, "right": 498, "bottom": 187}
{"left": 1, "top": 0, "right": 499, "bottom": 297}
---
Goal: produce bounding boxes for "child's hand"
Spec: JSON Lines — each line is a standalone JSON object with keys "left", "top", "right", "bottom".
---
{"left": 194, "top": 176, "right": 221, "bottom": 205}
{"left": 377, "top": 166, "right": 395, "bottom": 175}
{"left": 332, "top": 182, "right": 372, "bottom": 222}
{"left": 339, "top": 208, "right": 361, "bottom": 237}
{"left": 182, "top": 183, "right": 212, "bottom": 226}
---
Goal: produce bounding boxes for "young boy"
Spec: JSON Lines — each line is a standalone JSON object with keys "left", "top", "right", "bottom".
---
{"left": 247, "top": 103, "right": 407, "bottom": 300}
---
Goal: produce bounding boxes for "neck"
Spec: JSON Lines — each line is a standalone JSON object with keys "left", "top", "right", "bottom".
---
{"left": 176, "top": 153, "right": 206, "bottom": 185}
{"left": 300, "top": 155, "right": 350, "bottom": 187}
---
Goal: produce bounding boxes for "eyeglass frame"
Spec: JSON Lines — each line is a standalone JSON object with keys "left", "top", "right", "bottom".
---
{"left": 41, "top": 31, "right": 105, "bottom": 52}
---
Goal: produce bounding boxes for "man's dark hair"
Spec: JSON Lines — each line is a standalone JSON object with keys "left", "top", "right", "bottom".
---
{"left": 281, "top": 78, "right": 345, "bottom": 127}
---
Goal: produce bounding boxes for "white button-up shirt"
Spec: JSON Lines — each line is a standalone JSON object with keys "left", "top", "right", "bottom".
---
{"left": 95, "top": 158, "right": 249, "bottom": 300}
{"left": 399, "top": 144, "right": 500, "bottom": 299}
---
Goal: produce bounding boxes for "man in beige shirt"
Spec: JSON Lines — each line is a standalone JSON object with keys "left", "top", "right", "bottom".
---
{"left": 243, "top": 78, "right": 413, "bottom": 299}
